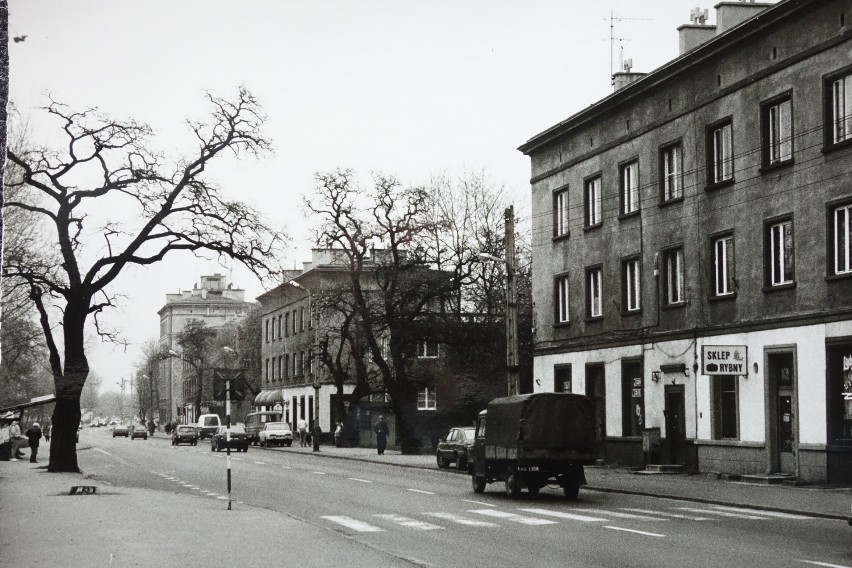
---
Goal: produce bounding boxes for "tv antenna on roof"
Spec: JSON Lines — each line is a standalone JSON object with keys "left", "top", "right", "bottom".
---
{"left": 609, "top": 13, "right": 654, "bottom": 86}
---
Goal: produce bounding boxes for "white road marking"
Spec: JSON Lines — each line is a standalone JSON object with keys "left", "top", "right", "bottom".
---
{"left": 323, "top": 516, "right": 385, "bottom": 532}
{"left": 604, "top": 526, "right": 665, "bottom": 538}
{"left": 181, "top": 484, "right": 193, "bottom": 487}
{"left": 232, "top": 457, "right": 243, "bottom": 461}
{"left": 676, "top": 507, "right": 769, "bottom": 520}
{"left": 253, "top": 461, "right": 266, "bottom": 465}
{"left": 212, "top": 454, "right": 223, "bottom": 458}
{"left": 573, "top": 508, "right": 669, "bottom": 521}
{"left": 461, "top": 499, "right": 495, "bottom": 507}
{"left": 469, "top": 509, "right": 556, "bottom": 525}
{"left": 94, "top": 448, "right": 112, "bottom": 456}
{"left": 711, "top": 505, "right": 811, "bottom": 520}
{"left": 620, "top": 508, "right": 714, "bottom": 521}
{"left": 424, "top": 512, "right": 500, "bottom": 527}
{"left": 519, "top": 508, "right": 608, "bottom": 522}
{"left": 348, "top": 478, "right": 372, "bottom": 483}
{"left": 406, "top": 489, "right": 435, "bottom": 495}
{"left": 281, "top": 466, "right": 291, "bottom": 469}
{"left": 313, "top": 471, "right": 326, "bottom": 475}
{"left": 216, "top": 496, "right": 228, "bottom": 500}
{"left": 797, "top": 561, "right": 852, "bottom": 568}
{"left": 373, "top": 514, "right": 444, "bottom": 530}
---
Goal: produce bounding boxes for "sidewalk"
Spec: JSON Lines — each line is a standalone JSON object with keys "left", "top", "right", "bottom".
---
{"left": 276, "top": 443, "right": 852, "bottom": 520}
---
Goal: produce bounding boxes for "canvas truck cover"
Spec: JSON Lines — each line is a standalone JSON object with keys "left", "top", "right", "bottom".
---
{"left": 486, "top": 393, "right": 595, "bottom": 455}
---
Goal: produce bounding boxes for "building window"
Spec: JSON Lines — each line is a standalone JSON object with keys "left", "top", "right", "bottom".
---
{"left": 554, "top": 365, "right": 572, "bottom": 393}
{"left": 284, "top": 354, "right": 290, "bottom": 379}
{"left": 308, "top": 348, "right": 314, "bottom": 374}
{"left": 712, "top": 375, "right": 739, "bottom": 439}
{"left": 586, "top": 266, "right": 603, "bottom": 319}
{"left": 307, "top": 302, "right": 313, "bottom": 329}
{"left": 713, "top": 234, "right": 735, "bottom": 297}
{"left": 584, "top": 175, "right": 602, "bottom": 227}
{"left": 660, "top": 142, "right": 683, "bottom": 202}
{"left": 417, "top": 388, "right": 437, "bottom": 410}
{"left": 292, "top": 352, "right": 297, "bottom": 377}
{"left": 277, "top": 315, "right": 282, "bottom": 339}
{"left": 832, "top": 202, "right": 852, "bottom": 275}
{"left": 554, "top": 188, "right": 569, "bottom": 237}
{"left": 300, "top": 307, "right": 305, "bottom": 332}
{"left": 767, "top": 218, "right": 794, "bottom": 286}
{"left": 285, "top": 313, "right": 290, "bottom": 337}
{"left": 292, "top": 310, "right": 297, "bottom": 335}
{"left": 265, "top": 358, "right": 270, "bottom": 381}
{"left": 416, "top": 341, "right": 439, "bottom": 358}
{"left": 707, "top": 119, "right": 733, "bottom": 185}
{"left": 621, "top": 360, "right": 643, "bottom": 437}
{"left": 265, "top": 319, "right": 270, "bottom": 342}
{"left": 662, "top": 247, "right": 685, "bottom": 305}
{"left": 620, "top": 161, "right": 639, "bottom": 215}
{"left": 622, "top": 258, "right": 641, "bottom": 312}
{"left": 554, "top": 275, "right": 570, "bottom": 324}
{"left": 826, "top": 68, "right": 852, "bottom": 147}
{"left": 826, "top": 341, "right": 852, "bottom": 445}
{"left": 762, "top": 96, "right": 792, "bottom": 167}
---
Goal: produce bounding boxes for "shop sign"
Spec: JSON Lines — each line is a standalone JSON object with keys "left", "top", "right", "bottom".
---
{"left": 701, "top": 345, "right": 747, "bottom": 375}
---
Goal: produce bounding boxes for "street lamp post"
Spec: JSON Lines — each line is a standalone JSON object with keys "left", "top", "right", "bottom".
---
{"left": 289, "top": 280, "right": 321, "bottom": 452}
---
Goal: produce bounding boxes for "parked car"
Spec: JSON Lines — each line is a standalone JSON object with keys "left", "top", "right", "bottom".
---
{"left": 210, "top": 425, "right": 248, "bottom": 452}
{"left": 130, "top": 424, "right": 148, "bottom": 440}
{"left": 258, "top": 422, "right": 293, "bottom": 447}
{"left": 112, "top": 423, "right": 130, "bottom": 438}
{"left": 171, "top": 425, "right": 199, "bottom": 446}
{"left": 245, "top": 411, "right": 283, "bottom": 445}
{"left": 436, "top": 427, "right": 475, "bottom": 471}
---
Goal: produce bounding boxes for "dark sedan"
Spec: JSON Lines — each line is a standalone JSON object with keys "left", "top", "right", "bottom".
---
{"left": 436, "top": 426, "right": 475, "bottom": 470}
{"left": 171, "top": 425, "right": 198, "bottom": 446}
{"left": 210, "top": 425, "right": 249, "bottom": 453}
{"left": 112, "top": 423, "right": 130, "bottom": 438}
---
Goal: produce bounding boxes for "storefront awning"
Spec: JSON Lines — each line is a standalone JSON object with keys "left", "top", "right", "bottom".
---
{"left": 254, "top": 389, "right": 285, "bottom": 406}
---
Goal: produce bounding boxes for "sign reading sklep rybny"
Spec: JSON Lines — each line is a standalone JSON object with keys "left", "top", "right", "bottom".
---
{"left": 701, "top": 345, "right": 748, "bottom": 376}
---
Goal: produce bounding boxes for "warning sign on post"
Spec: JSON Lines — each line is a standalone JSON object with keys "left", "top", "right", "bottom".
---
{"left": 701, "top": 345, "right": 748, "bottom": 375}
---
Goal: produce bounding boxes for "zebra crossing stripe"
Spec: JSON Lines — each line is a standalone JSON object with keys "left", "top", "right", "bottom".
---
{"left": 620, "top": 508, "right": 714, "bottom": 521}
{"left": 423, "top": 513, "right": 500, "bottom": 527}
{"left": 675, "top": 507, "right": 768, "bottom": 520}
{"left": 518, "top": 508, "right": 608, "bottom": 522}
{"left": 711, "top": 506, "right": 810, "bottom": 520}
{"left": 323, "top": 516, "right": 385, "bottom": 532}
{"left": 573, "top": 508, "right": 669, "bottom": 521}
{"left": 373, "top": 514, "right": 444, "bottom": 530}
{"left": 604, "top": 526, "right": 665, "bottom": 538}
{"left": 469, "top": 509, "right": 557, "bottom": 525}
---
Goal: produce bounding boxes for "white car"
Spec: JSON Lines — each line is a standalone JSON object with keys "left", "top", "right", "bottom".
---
{"left": 258, "top": 422, "right": 294, "bottom": 447}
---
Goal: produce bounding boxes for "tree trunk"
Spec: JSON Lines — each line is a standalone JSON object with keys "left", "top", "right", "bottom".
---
{"left": 48, "top": 394, "right": 81, "bottom": 472}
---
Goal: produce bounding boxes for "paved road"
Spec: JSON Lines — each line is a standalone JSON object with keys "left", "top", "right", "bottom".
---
{"left": 82, "top": 427, "right": 852, "bottom": 568}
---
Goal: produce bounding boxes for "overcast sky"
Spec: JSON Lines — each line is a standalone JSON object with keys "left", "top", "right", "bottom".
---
{"left": 8, "top": 0, "right": 743, "bottom": 393}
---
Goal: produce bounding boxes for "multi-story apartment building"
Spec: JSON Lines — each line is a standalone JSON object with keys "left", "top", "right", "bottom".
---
{"left": 520, "top": 0, "right": 852, "bottom": 483}
{"left": 157, "top": 274, "right": 254, "bottom": 424}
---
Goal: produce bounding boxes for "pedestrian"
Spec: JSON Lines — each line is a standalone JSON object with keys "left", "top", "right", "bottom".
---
{"left": 147, "top": 419, "right": 155, "bottom": 436}
{"left": 9, "top": 420, "right": 25, "bottom": 460}
{"left": 297, "top": 418, "right": 308, "bottom": 447}
{"left": 24, "top": 422, "right": 42, "bottom": 463}
{"left": 334, "top": 421, "right": 344, "bottom": 448}
{"left": 374, "top": 415, "right": 389, "bottom": 455}
{"left": 43, "top": 421, "right": 51, "bottom": 442}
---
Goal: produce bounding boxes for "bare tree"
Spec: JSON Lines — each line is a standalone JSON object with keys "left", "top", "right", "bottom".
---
{"left": 3, "top": 88, "right": 286, "bottom": 471}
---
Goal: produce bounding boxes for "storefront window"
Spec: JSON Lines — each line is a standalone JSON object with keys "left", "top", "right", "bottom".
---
{"left": 621, "top": 360, "right": 643, "bottom": 437}
{"left": 827, "top": 342, "right": 852, "bottom": 444}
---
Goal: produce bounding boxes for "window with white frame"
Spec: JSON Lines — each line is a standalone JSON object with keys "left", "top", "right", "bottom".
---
{"left": 713, "top": 234, "right": 735, "bottom": 296}
{"left": 265, "top": 358, "right": 270, "bottom": 381}
{"left": 623, "top": 258, "right": 641, "bottom": 312}
{"left": 828, "top": 70, "right": 852, "bottom": 145}
{"left": 416, "top": 341, "right": 439, "bottom": 358}
{"left": 712, "top": 375, "right": 739, "bottom": 439}
{"left": 584, "top": 176, "right": 602, "bottom": 227}
{"left": 708, "top": 120, "right": 733, "bottom": 184}
{"left": 291, "top": 352, "right": 298, "bottom": 377}
{"left": 833, "top": 203, "right": 852, "bottom": 275}
{"left": 292, "top": 310, "right": 297, "bottom": 334}
{"left": 284, "top": 313, "right": 290, "bottom": 337}
{"left": 555, "top": 275, "right": 570, "bottom": 324}
{"left": 620, "top": 161, "right": 639, "bottom": 215}
{"left": 768, "top": 219, "right": 794, "bottom": 286}
{"left": 265, "top": 319, "right": 270, "bottom": 342}
{"left": 663, "top": 248, "right": 685, "bottom": 305}
{"left": 417, "top": 388, "right": 437, "bottom": 410}
{"left": 554, "top": 188, "right": 569, "bottom": 237}
{"left": 763, "top": 97, "right": 792, "bottom": 166}
{"left": 661, "top": 142, "right": 682, "bottom": 202}
{"left": 586, "top": 266, "right": 603, "bottom": 318}
{"left": 277, "top": 315, "right": 282, "bottom": 339}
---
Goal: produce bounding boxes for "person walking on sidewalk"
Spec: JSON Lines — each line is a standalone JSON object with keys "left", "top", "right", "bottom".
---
{"left": 43, "top": 421, "right": 51, "bottom": 442}
{"left": 24, "top": 422, "right": 42, "bottom": 463}
{"left": 9, "top": 421, "right": 25, "bottom": 460}
{"left": 297, "top": 418, "right": 308, "bottom": 447}
{"left": 374, "top": 415, "right": 389, "bottom": 455}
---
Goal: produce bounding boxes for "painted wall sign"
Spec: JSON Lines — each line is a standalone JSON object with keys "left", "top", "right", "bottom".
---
{"left": 701, "top": 345, "right": 748, "bottom": 375}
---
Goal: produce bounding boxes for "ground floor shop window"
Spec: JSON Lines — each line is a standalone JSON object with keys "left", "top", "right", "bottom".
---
{"left": 827, "top": 341, "right": 852, "bottom": 444}
{"left": 554, "top": 365, "right": 572, "bottom": 393}
{"left": 621, "top": 359, "right": 644, "bottom": 436}
{"left": 712, "top": 375, "right": 739, "bottom": 439}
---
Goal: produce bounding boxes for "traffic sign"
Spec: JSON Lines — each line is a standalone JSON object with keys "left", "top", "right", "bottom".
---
{"left": 213, "top": 369, "right": 247, "bottom": 401}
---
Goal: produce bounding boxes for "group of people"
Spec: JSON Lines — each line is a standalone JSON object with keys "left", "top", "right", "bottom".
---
{"left": 294, "top": 415, "right": 389, "bottom": 454}
{"left": 2, "top": 420, "right": 46, "bottom": 463}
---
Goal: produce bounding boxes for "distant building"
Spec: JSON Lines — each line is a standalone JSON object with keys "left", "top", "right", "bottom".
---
{"left": 157, "top": 274, "right": 254, "bottom": 424}
{"left": 520, "top": 0, "right": 852, "bottom": 483}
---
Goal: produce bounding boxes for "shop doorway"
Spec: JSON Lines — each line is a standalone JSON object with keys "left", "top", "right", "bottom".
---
{"left": 585, "top": 364, "right": 606, "bottom": 462}
{"left": 766, "top": 350, "right": 796, "bottom": 474}
{"left": 664, "top": 385, "right": 686, "bottom": 465}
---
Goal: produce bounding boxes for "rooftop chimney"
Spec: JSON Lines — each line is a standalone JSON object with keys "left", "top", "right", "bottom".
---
{"left": 714, "top": 1, "right": 773, "bottom": 35}
{"left": 612, "top": 57, "right": 646, "bottom": 91}
{"left": 678, "top": 7, "right": 716, "bottom": 54}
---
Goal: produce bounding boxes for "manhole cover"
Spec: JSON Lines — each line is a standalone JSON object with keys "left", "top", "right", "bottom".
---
{"left": 69, "top": 485, "right": 97, "bottom": 495}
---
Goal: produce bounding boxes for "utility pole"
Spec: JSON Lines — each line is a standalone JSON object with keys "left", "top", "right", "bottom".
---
{"left": 505, "top": 206, "right": 520, "bottom": 396}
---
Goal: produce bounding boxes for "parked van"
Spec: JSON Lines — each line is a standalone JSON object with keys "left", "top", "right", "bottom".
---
{"left": 196, "top": 414, "right": 222, "bottom": 440}
{"left": 245, "top": 411, "right": 283, "bottom": 445}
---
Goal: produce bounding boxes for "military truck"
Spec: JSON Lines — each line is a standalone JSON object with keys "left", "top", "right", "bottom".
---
{"left": 470, "top": 392, "right": 596, "bottom": 499}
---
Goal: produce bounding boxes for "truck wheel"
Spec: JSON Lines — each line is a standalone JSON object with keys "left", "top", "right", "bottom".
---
{"left": 437, "top": 454, "right": 450, "bottom": 469}
{"left": 505, "top": 471, "right": 521, "bottom": 497}
{"left": 456, "top": 455, "right": 467, "bottom": 471}
{"left": 472, "top": 475, "right": 486, "bottom": 493}
{"left": 527, "top": 482, "right": 542, "bottom": 496}
{"left": 563, "top": 479, "right": 580, "bottom": 500}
